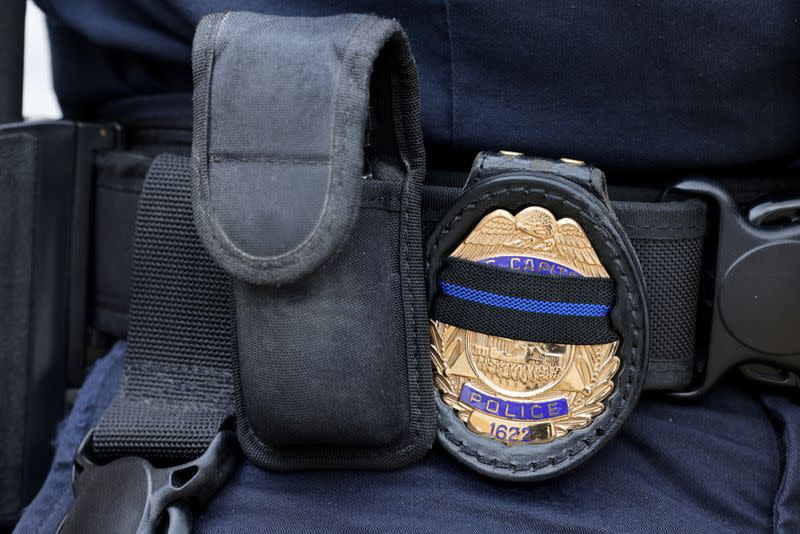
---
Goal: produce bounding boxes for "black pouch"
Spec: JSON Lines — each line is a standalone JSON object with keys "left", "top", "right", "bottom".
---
{"left": 190, "top": 12, "right": 434, "bottom": 469}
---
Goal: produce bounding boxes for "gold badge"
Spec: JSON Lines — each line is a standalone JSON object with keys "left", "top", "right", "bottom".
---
{"left": 431, "top": 207, "right": 620, "bottom": 445}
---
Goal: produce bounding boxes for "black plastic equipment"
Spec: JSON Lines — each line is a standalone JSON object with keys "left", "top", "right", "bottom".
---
{"left": 57, "top": 430, "right": 241, "bottom": 534}
{"left": 666, "top": 180, "right": 800, "bottom": 397}
{"left": 0, "top": 120, "right": 120, "bottom": 525}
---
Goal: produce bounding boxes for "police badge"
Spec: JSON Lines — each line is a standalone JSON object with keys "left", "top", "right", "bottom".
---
{"left": 427, "top": 153, "right": 649, "bottom": 481}
{"left": 431, "top": 206, "right": 620, "bottom": 445}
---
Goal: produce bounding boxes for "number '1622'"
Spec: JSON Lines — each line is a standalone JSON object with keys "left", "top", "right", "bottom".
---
{"left": 489, "top": 422, "right": 535, "bottom": 442}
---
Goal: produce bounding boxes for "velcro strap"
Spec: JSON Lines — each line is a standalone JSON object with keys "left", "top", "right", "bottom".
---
{"left": 432, "top": 257, "right": 617, "bottom": 344}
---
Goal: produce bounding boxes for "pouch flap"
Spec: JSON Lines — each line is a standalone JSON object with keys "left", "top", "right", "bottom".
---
{"left": 192, "top": 13, "right": 386, "bottom": 285}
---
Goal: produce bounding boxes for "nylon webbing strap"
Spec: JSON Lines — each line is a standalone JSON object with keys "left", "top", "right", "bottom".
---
{"left": 93, "top": 154, "right": 235, "bottom": 460}
{"left": 613, "top": 200, "right": 707, "bottom": 389}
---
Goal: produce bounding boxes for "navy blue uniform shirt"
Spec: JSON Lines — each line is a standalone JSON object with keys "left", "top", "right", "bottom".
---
{"left": 36, "top": 0, "right": 800, "bottom": 170}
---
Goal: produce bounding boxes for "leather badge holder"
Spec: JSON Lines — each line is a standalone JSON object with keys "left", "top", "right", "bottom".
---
{"left": 426, "top": 153, "right": 650, "bottom": 481}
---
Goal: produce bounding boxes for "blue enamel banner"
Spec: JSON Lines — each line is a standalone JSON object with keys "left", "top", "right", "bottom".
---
{"left": 459, "top": 384, "right": 569, "bottom": 421}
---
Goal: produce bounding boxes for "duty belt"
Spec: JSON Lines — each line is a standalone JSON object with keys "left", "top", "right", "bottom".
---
{"left": 0, "top": 11, "right": 797, "bottom": 533}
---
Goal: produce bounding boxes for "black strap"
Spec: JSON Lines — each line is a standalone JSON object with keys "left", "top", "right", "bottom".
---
{"left": 613, "top": 199, "right": 707, "bottom": 390}
{"left": 93, "top": 154, "right": 235, "bottom": 461}
{"left": 433, "top": 257, "right": 618, "bottom": 344}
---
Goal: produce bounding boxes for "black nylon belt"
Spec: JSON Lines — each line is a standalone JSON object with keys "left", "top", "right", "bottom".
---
{"left": 90, "top": 148, "right": 707, "bottom": 397}
{"left": 88, "top": 151, "right": 707, "bottom": 461}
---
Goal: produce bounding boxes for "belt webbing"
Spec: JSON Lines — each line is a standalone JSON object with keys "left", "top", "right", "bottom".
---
{"left": 94, "top": 154, "right": 235, "bottom": 460}
{"left": 92, "top": 151, "right": 706, "bottom": 459}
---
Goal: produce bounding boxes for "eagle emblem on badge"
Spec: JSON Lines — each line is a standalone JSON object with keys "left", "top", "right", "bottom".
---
{"left": 431, "top": 207, "right": 620, "bottom": 445}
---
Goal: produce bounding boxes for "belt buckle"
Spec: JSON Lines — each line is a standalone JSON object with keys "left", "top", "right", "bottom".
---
{"left": 57, "top": 429, "right": 240, "bottom": 534}
{"left": 665, "top": 180, "right": 800, "bottom": 397}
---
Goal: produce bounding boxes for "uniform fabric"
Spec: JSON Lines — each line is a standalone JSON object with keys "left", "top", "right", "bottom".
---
{"left": 35, "top": 0, "right": 800, "bottom": 171}
{"left": 14, "top": 344, "right": 800, "bottom": 533}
